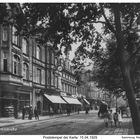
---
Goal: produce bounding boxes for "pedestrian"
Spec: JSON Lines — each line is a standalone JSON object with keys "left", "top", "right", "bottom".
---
{"left": 113, "top": 111, "right": 118, "bottom": 127}
{"left": 22, "top": 106, "right": 26, "bottom": 120}
{"left": 78, "top": 107, "right": 80, "bottom": 114}
{"left": 85, "top": 108, "right": 88, "bottom": 114}
{"left": 67, "top": 105, "right": 71, "bottom": 116}
{"left": 104, "top": 111, "right": 109, "bottom": 127}
{"left": 118, "top": 109, "right": 123, "bottom": 127}
{"left": 85, "top": 106, "right": 89, "bottom": 114}
{"left": 34, "top": 106, "right": 39, "bottom": 120}
{"left": 108, "top": 110, "right": 113, "bottom": 127}
{"left": 28, "top": 106, "right": 33, "bottom": 120}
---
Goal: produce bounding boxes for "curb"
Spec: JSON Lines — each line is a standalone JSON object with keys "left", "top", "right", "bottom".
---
{"left": 0, "top": 112, "right": 80, "bottom": 128}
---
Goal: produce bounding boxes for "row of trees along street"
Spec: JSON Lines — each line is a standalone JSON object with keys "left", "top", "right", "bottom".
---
{"left": 1, "top": 3, "right": 140, "bottom": 134}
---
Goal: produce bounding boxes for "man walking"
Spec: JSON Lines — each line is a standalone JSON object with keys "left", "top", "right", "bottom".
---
{"left": 34, "top": 106, "right": 39, "bottom": 120}
{"left": 113, "top": 111, "right": 119, "bottom": 127}
{"left": 22, "top": 106, "right": 26, "bottom": 120}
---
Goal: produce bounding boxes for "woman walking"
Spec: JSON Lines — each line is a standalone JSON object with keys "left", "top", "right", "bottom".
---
{"left": 104, "top": 110, "right": 109, "bottom": 127}
{"left": 108, "top": 110, "right": 114, "bottom": 127}
{"left": 118, "top": 109, "right": 123, "bottom": 127}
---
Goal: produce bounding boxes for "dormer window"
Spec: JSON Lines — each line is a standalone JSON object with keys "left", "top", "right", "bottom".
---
{"left": 22, "top": 38, "right": 28, "bottom": 54}
{"left": 12, "top": 26, "right": 18, "bottom": 45}
{"left": 36, "top": 45, "right": 41, "bottom": 60}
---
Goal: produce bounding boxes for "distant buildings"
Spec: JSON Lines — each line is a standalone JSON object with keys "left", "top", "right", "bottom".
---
{"left": 76, "top": 69, "right": 105, "bottom": 109}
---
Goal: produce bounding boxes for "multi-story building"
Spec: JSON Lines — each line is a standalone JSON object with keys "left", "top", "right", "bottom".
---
{"left": 31, "top": 37, "right": 46, "bottom": 115}
{"left": 0, "top": 4, "right": 81, "bottom": 117}
{"left": 0, "top": 25, "right": 32, "bottom": 117}
{"left": 0, "top": 20, "right": 83, "bottom": 117}
{"left": 61, "top": 57, "right": 77, "bottom": 97}
{"left": 59, "top": 57, "right": 81, "bottom": 112}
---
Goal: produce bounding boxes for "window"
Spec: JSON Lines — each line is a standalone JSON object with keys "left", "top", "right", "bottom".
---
{"left": 55, "top": 58, "right": 58, "bottom": 66}
{"left": 2, "top": 27, "right": 8, "bottom": 42}
{"left": 37, "top": 68, "right": 41, "bottom": 83}
{"left": 42, "top": 70, "right": 45, "bottom": 84}
{"left": 47, "top": 69, "right": 50, "bottom": 85}
{"left": 33, "top": 40, "right": 36, "bottom": 57}
{"left": 36, "top": 45, "right": 41, "bottom": 60}
{"left": 12, "top": 26, "right": 18, "bottom": 45}
{"left": 51, "top": 52, "right": 54, "bottom": 64}
{"left": 66, "top": 84, "right": 68, "bottom": 92}
{"left": 13, "top": 55, "right": 20, "bottom": 75}
{"left": 62, "top": 83, "right": 64, "bottom": 91}
{"left": 22, "top": 38, "right": 28, "bottom": 54}
{"left": 55, "top": 76, "right": 58, "bottom": 88}
{"left": 3, "top": 59, "right": 8, "bottom": 72}
{"left": 51, "top": 71, "right": 54, "bottom": 86}
{"left": 42, "top": 47, "right": 45, "bottom": 62}
{"left": 23, "top": 63, "right": 29, "bottom": 80}
{"left": 3, "top": 52, "right": 8, "bottom": 72}
{"left": 47, "top": 48, "right": 50, "bottom": 63}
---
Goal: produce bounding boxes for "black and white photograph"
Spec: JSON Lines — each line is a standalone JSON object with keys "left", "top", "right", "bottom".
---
{"left": 0, "top": 2, "right": 139, "bottom": 136}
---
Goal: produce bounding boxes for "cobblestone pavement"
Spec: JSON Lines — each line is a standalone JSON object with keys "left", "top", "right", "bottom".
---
{"left": 97, "top": 117, "right": 134, "bottom": 135}
{"left": 0, "top": 110, "right": 134, "bottom": 135}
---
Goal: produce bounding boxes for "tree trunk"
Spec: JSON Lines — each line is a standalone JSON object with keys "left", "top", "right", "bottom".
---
{"left": 112, "top": 4, "right": 140, "bottom": 134}
{"left": 121, "top": 58, "right": 140, "bottom": 134}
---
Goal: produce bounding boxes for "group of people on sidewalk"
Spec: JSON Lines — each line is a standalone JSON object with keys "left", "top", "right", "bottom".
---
{"left": 104, "top": 108, "right": 123, "bottom": 128}
{"left": 22, "top": 106, "right": 39, "bottom": 120}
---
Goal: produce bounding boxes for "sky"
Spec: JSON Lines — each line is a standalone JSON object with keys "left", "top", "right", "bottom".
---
{"left": 69, "top": 23, "right": 103, "bottom": 61}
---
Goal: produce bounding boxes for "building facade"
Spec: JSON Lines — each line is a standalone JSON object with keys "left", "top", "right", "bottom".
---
{"left": 0, "top": 25, "right": 32, "bottom": 117}
{"left": 0, "top": 24, "right": 80, "bottom": 117}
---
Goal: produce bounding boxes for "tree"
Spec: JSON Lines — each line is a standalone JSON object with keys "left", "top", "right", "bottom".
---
{"left": 92, "top": 36, "right": 124, "bottom": 94}
{"left": 70, "top": 4, "right": 140, "bottom": 134}
{"left": 5, "top": 3, "right": 140, "bottom": 134}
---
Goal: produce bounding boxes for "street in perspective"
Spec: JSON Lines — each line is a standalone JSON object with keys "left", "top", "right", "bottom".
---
{"left": 0, "top": 3, "right": 140, "bottom": 135}
{"left": 0, "top": 110, "right": 133, "bottom": 135}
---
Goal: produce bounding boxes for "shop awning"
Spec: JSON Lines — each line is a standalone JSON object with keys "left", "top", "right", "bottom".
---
{"left": 84, "top": 99, "right": 90, "bottom": 105}
{"left": 44, "top": 94, "right": 67, "bottom": 104}
{"left": 62, "top": 96, "right": 82, "bottom": 105}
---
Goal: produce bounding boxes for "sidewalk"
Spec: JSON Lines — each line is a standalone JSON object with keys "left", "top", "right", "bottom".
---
{"left": 0, "top": 111, "right": 87, "bottom": 128}
{"left": 97, "top": 117, "right": 134, "bottom": 135}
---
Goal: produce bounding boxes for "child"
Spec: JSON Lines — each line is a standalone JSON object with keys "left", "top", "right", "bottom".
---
{"left": 118, "top": 109, "right": 123, "bottom": 127}
{"left": 113, "top": 111, "right": 118, "bottom": 127}
{"left": 108, "top": 110, "right": 113, "bottom": 127}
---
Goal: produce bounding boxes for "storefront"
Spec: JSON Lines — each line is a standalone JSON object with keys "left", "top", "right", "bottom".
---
{"left": 0, "top": 84, "right": 31, "bottom": 118}
{"left": 61, "top": 96, "right": 82, "bottom": 112}
{"left": 43, "top": 94, "right": 67, "bottom": 115}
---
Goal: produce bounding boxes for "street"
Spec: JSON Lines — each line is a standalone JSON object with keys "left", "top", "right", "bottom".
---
{"left": 0, "top": 111, "right": 105, "bottom": 135}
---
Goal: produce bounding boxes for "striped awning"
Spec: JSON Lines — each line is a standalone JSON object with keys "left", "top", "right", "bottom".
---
{"left": 44, "top": 94, "right": 67, "bottom": 104}
{"left": 62, "top": 96, "right": 82, "bottom": 105}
